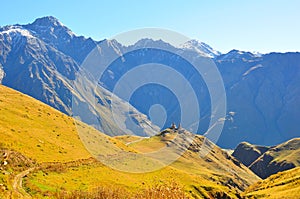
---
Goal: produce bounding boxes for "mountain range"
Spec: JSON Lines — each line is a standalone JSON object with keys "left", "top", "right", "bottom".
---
{"left": 0, "top": 16, "right": 300, "bottom": 198}
{"left": 0, "top": 16, "right": 159, "bottom": 137}
{"left": 0, "top": 16, "right": 300, "bottom": 148}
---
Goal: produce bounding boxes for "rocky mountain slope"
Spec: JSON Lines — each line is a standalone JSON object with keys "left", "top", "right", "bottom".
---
{"left": 217, "top": 51, "right": 300, "bottom": 148}
{"left": 232, "top": 142, "right": 269, "bottom": 167}
{"left": 233, "top": 138, "right": 300, "bottom": 179}
{"left": 0, "top": 16, "right": 300, "bottom": 148}
{"left": 99, "top": 39, "right": 300, "bottom": 148}
{"left": 0, "top": 16, "right": 158, "bottom": 137}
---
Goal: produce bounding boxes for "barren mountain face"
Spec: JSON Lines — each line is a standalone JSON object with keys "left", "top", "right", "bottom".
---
{"left": 0, "top": 16, "right": 300, "bottom": 148}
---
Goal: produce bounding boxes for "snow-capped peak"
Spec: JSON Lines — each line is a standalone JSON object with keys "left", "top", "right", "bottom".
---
{"left": 26, "top": 16, "right": 75, "bottom": 38}
{"left": 0, "top": 25, "right": 34, "bottom": 38}
{"left": 30, "top": 16, "right": 65, "bottom": 28}
{"left": 180, "top": 39, "right": 221, "bottom": 58}
{"left": 217, "top": 49, "right": 263, "bottom": 61}
{"left": 251, "top": 51, "right": 263, "bottom": 57}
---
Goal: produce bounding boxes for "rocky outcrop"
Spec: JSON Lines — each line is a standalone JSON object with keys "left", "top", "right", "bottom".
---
{"left": 249, "top": 152, "right": 295, "bottom": 179}
{"left": 232, "top": 142, "right": 269, "bottom": 167}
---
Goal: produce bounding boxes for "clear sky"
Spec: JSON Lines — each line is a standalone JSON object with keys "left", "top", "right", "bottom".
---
{"left": 1, "top": 0, "right": 299, "bottom": 53}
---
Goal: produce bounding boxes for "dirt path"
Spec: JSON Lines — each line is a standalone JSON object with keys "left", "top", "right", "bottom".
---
{"left": 125, "top": 137, "right": 148, "bottom": 146}
{"left": 12, "top": 167, "right": 35, "bottom": 198}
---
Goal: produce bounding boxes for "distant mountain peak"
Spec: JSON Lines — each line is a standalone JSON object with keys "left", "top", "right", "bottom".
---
{"left": 132, "top": 38, "right": 175, "bottom": 49}
{"left": 227, "top": 49, "right": 263, "bottom": 57}
{"left": 180, "top": 39, "right": 221, "bottom": 58}
{"left": 30, "top": 16, "right": 64, "bottom": 28}
{"left": 26, "top": 16, "right": 74, "bottom": 38}
{"left": 217, "top": 49, "right": 263, "bottom": 61}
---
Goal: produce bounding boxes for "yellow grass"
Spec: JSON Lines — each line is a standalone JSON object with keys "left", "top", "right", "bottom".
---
{"left": 25, "top": 159, "right": 239, "bottom": 199}
{"left": 244, "top": 167, "right": 300, "bottom": 199}
{"left": 0, "top": 85, "right": 91, "bottom": 163}
{"left": 0, "top": 85, "right": 261, "bottom": 199}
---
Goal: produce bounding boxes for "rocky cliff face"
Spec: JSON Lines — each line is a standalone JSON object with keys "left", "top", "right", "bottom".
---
{"left": 23, "top": 16, "right": 98, "bottom": 64}
{"left": 217, "top": 52, "right": 300, "bottom": 147}
{"left": 249, "top": 153, "right": 295, "bottom": 179}
{"left": 232, "top": 142, "right": 269, "bottom": 167}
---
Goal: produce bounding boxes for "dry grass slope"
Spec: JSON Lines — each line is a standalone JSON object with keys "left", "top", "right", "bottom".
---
{"left": 0, "top": 85, "right": 91, "bottom": 163}
{"left": 0, "top": 85, "right": 261, "bottom": 198}
{"left": 249, "top": 138, "right": 300, "bottom": 179}
{"left": 244, "top": 167, "right": 300, "bottom": 199}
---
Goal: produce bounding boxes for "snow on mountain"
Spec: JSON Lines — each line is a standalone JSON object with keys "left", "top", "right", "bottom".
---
{"left": 0, "top": 16, "right": 159, "bottom": 137}
{"left": 26, "top": 16, "right": 74, "bottom": 36}
{"left": 23, "top": 16, "right": 98, "bottom": 64}
{"left": 180, "top": 39, "right": 221, "bottom": 58}
{"left": 251, "top": 51, "right": 263, "bottom": 57}
{"left": 24, "top": 16, "right": 75, "bottom": 43}
{"left": 0, "top": 26, "right": 32, "bottom": 37}
{"left": 0, "top": 26, "right": 34, "bottom": 38}
{"left": 217, "top": 49, "right": 262, "bottom": 61}
{"left": 242, "top": 64, "right": 264, "bottom": 76}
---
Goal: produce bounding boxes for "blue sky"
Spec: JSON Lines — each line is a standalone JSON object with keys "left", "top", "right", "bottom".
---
{"left": 1, "top": 0, "right": 299, "bottom": 53}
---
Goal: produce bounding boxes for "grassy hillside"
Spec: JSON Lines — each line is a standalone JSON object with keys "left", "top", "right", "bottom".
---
{"left": 0, "top": 85, "right": 260, "bottom": 198}
{"left": 125, "top": 129, "right": 259, "bottom": 188}
{"left": 244, "top": 167, "right": 300, "bottom": 199}
{"left": 25, "top": 131, "right": 260, "bottom": 198}
{"left": 22, "top": 130, "right": 260, "bottom": 198}
{"left": 0, "top": 85, "right": 91, "bottom": 162}
{"left": 249, "top": 138, "right": 300, "bottom": 179}
{"left": 271, "top": 138, "right": 300, "bottom": 164}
